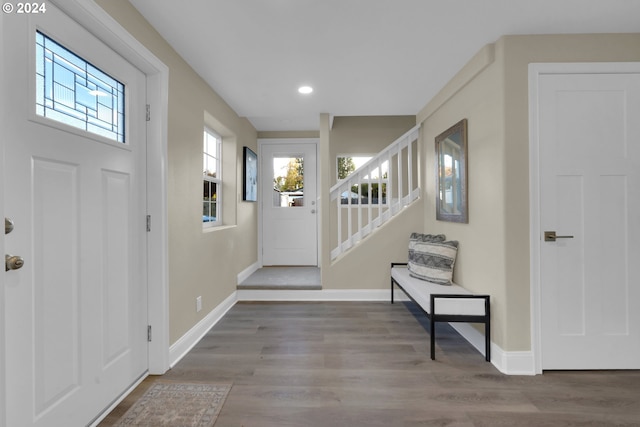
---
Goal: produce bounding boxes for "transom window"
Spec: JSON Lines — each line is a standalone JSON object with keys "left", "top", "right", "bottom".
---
{"left": 203, "top": 128, "right": 222, "bottom": 227}
{"left": 35, "top": 31, "right": 125, "bottom": 142}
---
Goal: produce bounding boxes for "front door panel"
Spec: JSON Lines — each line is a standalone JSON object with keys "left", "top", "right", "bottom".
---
{"left": 261, "top": 142, "right": 318, "bottom": 266}
{"left": 2, "top": 4, "right": 148, "bottom": 425}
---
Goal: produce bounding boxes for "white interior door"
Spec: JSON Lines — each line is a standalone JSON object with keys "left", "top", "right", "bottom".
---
{"left": 537, "top": 67, "right": 640, "bottom": 369}
{"left": 261, "top": 142, "right": 318, "bottom": 266}
{"left": 2, "top": 4, "right": 148, "bottom": 425}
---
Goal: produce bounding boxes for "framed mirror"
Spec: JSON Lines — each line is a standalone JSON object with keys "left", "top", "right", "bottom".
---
{"left": 435, "top": 119, "right": 468, "bottom": 223}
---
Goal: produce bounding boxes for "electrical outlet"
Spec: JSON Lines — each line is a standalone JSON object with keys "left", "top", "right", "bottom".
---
{"left": 196, "top": 296, "right": 202, "bottom": 312}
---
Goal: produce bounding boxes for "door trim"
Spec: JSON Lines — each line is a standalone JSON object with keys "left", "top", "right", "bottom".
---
{"left": 258, "top": 138, "right": 320, "bottom": 268}
{"left": 528, "top": 62, "right": 640, "bottom": 374}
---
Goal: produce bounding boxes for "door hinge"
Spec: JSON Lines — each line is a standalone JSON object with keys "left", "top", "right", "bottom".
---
{"left": 146, "top": 215, "right": 151, "bottom": 232}
{"left": 146, "top": 104, "right": 151, "bottom": 122}
{"left": 147, "top": 325, "right": 152, "bottom": 342}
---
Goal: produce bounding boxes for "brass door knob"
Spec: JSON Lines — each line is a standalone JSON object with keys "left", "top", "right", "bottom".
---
{"left": 5, "top": 254, "right": 24, "bottom": 271}
{"left": 5, "top": 218, "right": 14, "bottom": 235}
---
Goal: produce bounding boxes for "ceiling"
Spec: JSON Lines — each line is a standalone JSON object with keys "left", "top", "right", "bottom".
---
{"left": 129, "top": 0, "right": 640, "bottom": 132}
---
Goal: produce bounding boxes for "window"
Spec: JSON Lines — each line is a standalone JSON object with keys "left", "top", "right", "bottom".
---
{"left": 35, "top": 31, "right": 125, "bottom": 142}
{"left": 337, "top": 155, "right": 371, "bottom": 180}
{"left": 203, "top": 129, "right": 222, "bottom": 227}
{"left": 337, "top": 155, "right": 389, "bottom": 205}
{"left": 273, "top": 155, "right": 305, "bottom": 207}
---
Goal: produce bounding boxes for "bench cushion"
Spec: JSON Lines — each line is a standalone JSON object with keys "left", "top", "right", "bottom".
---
{"left": 391, "top": 266, "right": 486, "bottom": 316}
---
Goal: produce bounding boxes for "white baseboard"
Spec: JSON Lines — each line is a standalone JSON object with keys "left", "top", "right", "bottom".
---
{"left": 237, "top": 261, "right": 260, "bottom": 285}
{"left": 450, "top": 323, "right": 536, "bottom": 375}
{"left": 169, "top": 292, "right": 237, "bottom": 368}
{"left": 237, "top": 288, "right": 410, "bottom": 301}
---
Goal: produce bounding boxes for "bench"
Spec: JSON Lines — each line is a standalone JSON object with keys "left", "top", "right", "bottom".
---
{"left": 391, "top": 262, "right": 491, "bottom": 361}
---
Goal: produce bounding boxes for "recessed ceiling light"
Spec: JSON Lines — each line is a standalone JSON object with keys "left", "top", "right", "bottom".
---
{"left": 298, "top": 86, "right": 313, "bottom": 94}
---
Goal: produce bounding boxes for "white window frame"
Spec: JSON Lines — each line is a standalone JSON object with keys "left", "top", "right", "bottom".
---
{"left": 203, "top": 128, "right": 222, "bottom": 228}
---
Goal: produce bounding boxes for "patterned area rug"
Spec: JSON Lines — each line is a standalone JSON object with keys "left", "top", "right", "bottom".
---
{"left": 114, "top": 382, "right": 232, "bottom": 426}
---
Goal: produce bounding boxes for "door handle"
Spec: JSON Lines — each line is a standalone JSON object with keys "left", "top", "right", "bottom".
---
{"left": 5, "top": 254, "right": 25, "bottom": 271}
{"left": 544, "top": 231, "right": 574, "bottom": 242}
{"left": 311, "top": 209, "right": 316, "bottom": 214}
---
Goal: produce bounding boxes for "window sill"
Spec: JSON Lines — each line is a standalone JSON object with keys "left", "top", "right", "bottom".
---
{"left": 203, "top": 224, "right": 237, "bottom": 234}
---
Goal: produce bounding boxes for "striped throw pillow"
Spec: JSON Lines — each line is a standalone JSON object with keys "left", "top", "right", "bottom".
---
{"left": 408, "top": 239, "right": 459, "bottom": 285}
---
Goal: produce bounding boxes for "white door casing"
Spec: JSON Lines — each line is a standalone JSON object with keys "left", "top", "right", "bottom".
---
{"left": 260, "top": 141, "right": 318, "bottom": 266}
{"left": 530, "top": 63, "right": 640, "bottom": 372}
{"left": 3, "top": 3, "right": 150, "bottom": 425}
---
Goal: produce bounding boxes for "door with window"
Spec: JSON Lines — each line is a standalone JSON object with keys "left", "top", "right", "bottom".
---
{"left": 2, "top": 4, "right": 148, "bottom": 426}
{"left": 534, "top": 65, "right": 640, "bottom": 369}
{"left": 261, "top": 142, "right": 318, "bottom": 266}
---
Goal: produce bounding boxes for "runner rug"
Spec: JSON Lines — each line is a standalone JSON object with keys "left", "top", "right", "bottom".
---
{"left": 114, "top": 382, "right": 232, "bottom": 426}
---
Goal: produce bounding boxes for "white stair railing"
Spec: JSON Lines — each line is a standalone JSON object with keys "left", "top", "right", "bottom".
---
{"left": 329, "top": 124, "right": 421, "bottom": 260}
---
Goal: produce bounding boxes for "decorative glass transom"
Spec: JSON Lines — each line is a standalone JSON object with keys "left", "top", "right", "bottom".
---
{"left": 35, "top": 31, "right": 125, "bottom": 143}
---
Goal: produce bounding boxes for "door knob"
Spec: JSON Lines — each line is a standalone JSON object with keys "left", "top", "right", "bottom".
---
{"left": 311, "top": 209, "right": 316, "bottom": 214}
{"left": 544, "top": 231, "right": 574, "bottom": 242}
{"left": 5, "top": 254, "right": 24, "bottom": 271}
{"left": 5, "top": 218, "right": 14, "bottom": 235}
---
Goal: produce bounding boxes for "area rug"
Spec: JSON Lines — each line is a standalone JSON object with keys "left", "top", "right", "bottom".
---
{"left": 114, "top": 382, "right": 232, "bottom": 426}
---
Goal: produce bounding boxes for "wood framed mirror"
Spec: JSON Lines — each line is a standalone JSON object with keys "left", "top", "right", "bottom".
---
{"left": 435, "top": 119, "right": 468, "bottom": 223}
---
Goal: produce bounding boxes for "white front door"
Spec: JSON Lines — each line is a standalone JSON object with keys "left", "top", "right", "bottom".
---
{"left": 2, "top": 4, "right": 148, "bottom": 425}
{"left": 534, "top": 65, "right": 640, "bottom": 369}
{"left": 261, "top": 142, "right": 318, "bottom": 266}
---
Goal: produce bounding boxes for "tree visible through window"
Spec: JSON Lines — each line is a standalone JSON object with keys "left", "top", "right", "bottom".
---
{"left": 337, "top": 157, "right": 356, "bottom": 180}
{"left": 273, "top": 157, "right": 305, "bottom": 207}
{"left": 274, "top": 157, "right": 304, "bottom": 192}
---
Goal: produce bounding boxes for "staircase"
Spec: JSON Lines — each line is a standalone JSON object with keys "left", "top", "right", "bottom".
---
{"left": 329, "top": 124, "right": 421, "bottom": 260}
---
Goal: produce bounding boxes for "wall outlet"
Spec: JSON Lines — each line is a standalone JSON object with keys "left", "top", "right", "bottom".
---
{"left": 196, "top": 296, "right": 202, "bottom": 312}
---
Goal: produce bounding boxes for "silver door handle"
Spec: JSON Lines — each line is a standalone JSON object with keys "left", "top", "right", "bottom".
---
{"left": 6, "top": 254, "right": 24, "bottom": 271}
{"left": 544, "top": 231, "right": 574, "bottom": 242}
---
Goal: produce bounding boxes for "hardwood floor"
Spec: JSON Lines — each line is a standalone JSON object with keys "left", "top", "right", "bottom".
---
{"left": 100, "top": 301, "right": 640, "bottom": 426}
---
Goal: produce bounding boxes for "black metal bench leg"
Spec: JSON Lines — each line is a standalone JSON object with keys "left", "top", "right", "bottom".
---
{"left": 485, "top": 322, "right": 491, "bottom": 362}
{"left": 391, "top": 279, "right": 395, "bottom": 304}
{"left": 430, "top": 317, "right": 436, "bottom": 360}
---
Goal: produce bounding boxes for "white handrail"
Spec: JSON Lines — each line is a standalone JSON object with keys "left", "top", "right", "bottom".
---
{"left": 330, "top": 124, "right": 421, "bottom": 260}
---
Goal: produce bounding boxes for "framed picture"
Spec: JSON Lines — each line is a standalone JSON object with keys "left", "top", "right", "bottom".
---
{"left": 243, "top": 146, "right": 258, "bottom": 202}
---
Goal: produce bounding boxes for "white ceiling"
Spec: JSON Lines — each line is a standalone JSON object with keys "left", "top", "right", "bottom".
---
{"left": 129, "top": 0, "right": 640, "bottom": 132}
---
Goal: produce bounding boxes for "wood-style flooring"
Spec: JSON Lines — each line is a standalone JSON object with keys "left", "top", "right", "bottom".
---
{"left": 100, "top": 301, "right": 640, "bottom": 426}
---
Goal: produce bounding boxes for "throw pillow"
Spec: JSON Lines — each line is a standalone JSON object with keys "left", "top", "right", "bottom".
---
{"left": 408, "top": 240, "right": 459, "bottom": 285}
{"left": 408, "top": 232, "right": 446, "bottom": 263}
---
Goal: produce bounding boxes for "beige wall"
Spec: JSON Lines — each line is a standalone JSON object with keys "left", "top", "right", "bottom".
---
{"left": 418, "top": 43, "right": 509, "bottom": 348}
{"left": 417, "top": 33, "right": 640, "bottom": 352}
{"left": 96, "top": 0, "right": 258, "bottom": 344}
